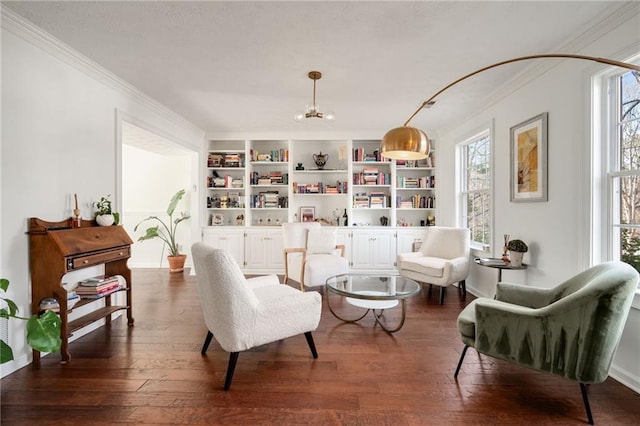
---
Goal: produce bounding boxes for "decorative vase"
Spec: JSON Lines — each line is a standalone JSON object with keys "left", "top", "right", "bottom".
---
{"left": 167, "top": 254, "right": 187, "bottom": 273}
{"left": 313, "top": 152, "right": 328, "bottom": 170}
{"left": 96, "top": 214, "right": 115, "bottom": 226}
{"left": 509, "top": 250, "right": 524, "bottom": 267}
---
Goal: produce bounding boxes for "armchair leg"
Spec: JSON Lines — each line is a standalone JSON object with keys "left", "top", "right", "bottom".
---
{"left": 201, "top": 331, "right": 214, "bottom": 355}
{"left": 454, "top": 345, "right": 469, "bottom": 378}
{"left": 580, "top": 383, "right": 594, "bottom": 425}
{"left": 224, "top": 352, "right": 239, "bottom": 391}
{"left": 439, "top": 287, "right": 446, "bottom": 305}
{"left": 459, "top": 280, "right": 466, "bottom": 299}
{"left": 304, "top": 331, "right": 318, "bottom": 358}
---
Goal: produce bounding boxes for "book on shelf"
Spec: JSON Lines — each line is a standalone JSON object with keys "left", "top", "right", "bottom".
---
{"left": 78, "top": 275, "right": 120, "bottom": 287}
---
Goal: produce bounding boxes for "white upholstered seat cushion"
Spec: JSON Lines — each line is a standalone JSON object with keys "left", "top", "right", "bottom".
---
{"left": 303, "top": 253, "right": 349, "bottom": 287}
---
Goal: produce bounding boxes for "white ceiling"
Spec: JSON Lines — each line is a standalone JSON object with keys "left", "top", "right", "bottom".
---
{"left": 3, "top": 1, "right": 634, "bottom": 138}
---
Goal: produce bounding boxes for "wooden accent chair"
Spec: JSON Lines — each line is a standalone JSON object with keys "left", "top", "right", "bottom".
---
{"left": 282, "top": 222, "right": 349, "bottom": 291}
{"left": 455, "top": 261, "right": 639, "bottom": 424}
{"left": 191, "top": 242, "right": 321, "bottom": 390}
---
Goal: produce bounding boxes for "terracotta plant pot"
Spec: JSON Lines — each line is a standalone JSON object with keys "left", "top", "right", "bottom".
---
{"left": 167, "top": 254, "right": 187, "bottom": 273}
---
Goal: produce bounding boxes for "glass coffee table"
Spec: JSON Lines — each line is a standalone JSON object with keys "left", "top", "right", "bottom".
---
{"left": 325, "top": 273, "right": 421, "bottom": 333}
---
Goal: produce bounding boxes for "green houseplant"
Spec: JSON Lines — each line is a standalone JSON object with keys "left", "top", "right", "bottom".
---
{"left": 1, "top": 278, "right": 62, "bottom": 364}
{"left": 134, "top": 189, "right": 191, "bottom": 273}
{"left": 506, "top": 239, "right": 528, "bottom": 267}
{"left": 93, "top": 195, "right": 120, "bottom": 226}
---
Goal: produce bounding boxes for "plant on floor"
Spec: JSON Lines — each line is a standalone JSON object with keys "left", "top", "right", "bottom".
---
{"left": 134, "top": 189, "right": 191, "bottom": 258}
{"left": 0, "top": 278, "right": 62, "bottom": 364}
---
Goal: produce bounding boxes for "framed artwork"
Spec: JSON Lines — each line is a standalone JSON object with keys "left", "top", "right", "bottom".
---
{"left": 510, "top": 112, "right": 548, "bottom": 202}
{"left": 300, "top": 206, "right": 315, "bottom": 222}
{"left": 211, "top": 213, "right": 224, "bottom": 226}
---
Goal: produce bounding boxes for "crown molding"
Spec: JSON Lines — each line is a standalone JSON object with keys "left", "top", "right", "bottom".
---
{"left": 438, "top": 2, "right": 640, "bottom": 136}
{"left": 1, "top": 6, "right": 204, "bottom": 138}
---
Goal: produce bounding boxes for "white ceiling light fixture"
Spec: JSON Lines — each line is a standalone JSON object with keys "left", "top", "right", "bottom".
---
{"left": 294, "top": 71, "right": 335, "bottom": 121}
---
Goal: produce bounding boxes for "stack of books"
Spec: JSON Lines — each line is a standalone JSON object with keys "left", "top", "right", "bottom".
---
{"left": 369, "top": 192, "right": 387, "bottom": 208}
{"left": 76, "top": 276, "right": 124, "bottom": 299}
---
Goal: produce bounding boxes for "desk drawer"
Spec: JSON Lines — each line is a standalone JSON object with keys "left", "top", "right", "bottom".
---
{"left": 67, "top": 247, "right": 130, "bottom": 270}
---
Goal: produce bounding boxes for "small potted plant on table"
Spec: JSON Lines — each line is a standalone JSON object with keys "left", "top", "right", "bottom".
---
{"left": 134, "top": 189, "right": 191, "bottom": 273}
{"left": 506, "top": 239, "right": 528, "bottom": 267}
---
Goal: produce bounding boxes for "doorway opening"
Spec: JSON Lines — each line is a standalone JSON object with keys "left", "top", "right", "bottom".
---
{"left": 120, "top": 120, "right": 198, "bottom": 269}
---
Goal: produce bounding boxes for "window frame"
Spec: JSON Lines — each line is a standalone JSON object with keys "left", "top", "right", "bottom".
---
{"left": 456, "top": 127, "right": 493, "bottom": 252}
{"left": 592, "top": 55, "right": 640, "bottom": 290}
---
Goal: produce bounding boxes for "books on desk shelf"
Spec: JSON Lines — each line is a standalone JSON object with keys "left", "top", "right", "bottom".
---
{"left": 476, "top": 258, "right": 508, "bottom": 266}
{"left": 76, "top": 275, "right": 126, "bottom": 299}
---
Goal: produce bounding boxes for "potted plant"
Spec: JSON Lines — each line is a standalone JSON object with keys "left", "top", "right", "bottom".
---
{"left": 93, "top": 195, "right": 120, "bottom": 226}
{"left": 1, "top": 278, "right": 62, "bottom": 364}
{"left": 506, "top": 239, "right": 528, "bottom": 267}
{"left": 134, "top": 189, "right": 191, "bottom": 273}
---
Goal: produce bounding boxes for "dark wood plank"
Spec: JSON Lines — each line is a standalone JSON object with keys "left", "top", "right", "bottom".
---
{"left": 2, "top": 268, "right": 639, "bottom": 425}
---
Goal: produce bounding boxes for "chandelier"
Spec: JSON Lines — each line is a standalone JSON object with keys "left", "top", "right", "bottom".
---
{"left": 294, "top": 71, "right": 335, "bottom": 121}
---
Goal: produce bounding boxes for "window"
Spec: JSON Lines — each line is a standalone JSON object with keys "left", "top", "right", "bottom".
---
{"left": 458, "top": 129, "right": 491, "bottom": 250}
{"left": 607, "top": 69, "right": 640, "bottom": 272}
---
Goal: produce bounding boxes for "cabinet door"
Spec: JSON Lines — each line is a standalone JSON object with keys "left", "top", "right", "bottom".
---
{"left": 244, "top": 229, "right": 285, "bottom": 272}
{"left": 351, "top": 231, "right": 374, "bottom": 269}
{"left": 372, "top": 231, "right": 396, "bottom": 269}
{"left": 396, "top": 229, "right": 425, "bottom": 257}
{"left": 202, "top": 229, "right": 245, "bottom": 267}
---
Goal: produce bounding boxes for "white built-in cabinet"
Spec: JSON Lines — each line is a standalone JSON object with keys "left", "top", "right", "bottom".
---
{"left": 202, "top": 138, "right": 435, "bottom": 273}
{"left": 350, "top": 228, "right": 396, "bottom": 270}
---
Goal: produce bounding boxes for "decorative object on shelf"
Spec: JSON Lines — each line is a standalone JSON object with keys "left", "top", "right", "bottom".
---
{"left": 341, "top": 208, "right": 348, "bottom": 226}
{"left": 506, "top": 239, "right": 528, "bottom": 267}
{"left": 380, "top": 54, "right": 640, "bottom": 160}
{"left": 93, "top": 194, "right": 120, "bottom": 226}
{"left": 73, "top": 193, "right": 81, "bottom": 227}
{"left": 510, "top": 112, "right": 548, "bottom": 202}
{"left": 502, "top": 234, "right": 510, "bottom": 262}
{"left": 293, "top": 70, "right": 335, "bottom": 121}
{"left": 300, "top": 206, "right": 315, "bottom": 223}
{"left": 313, "top": 152, "right": 329, "bottom": 170}
{"left": 236, "top": 214, "right": 244, "bottom": 225}
{"left": 296, "top": 162, "right": 305, "bottom": 170}
{"left": 1, "top": 278, "right": 62, "bottom": 364}
{"left": 211, "top": 213, "right": 224, "bottom": 226}
{"left": 135, "top": 189, "right": 191, "bottom": 273}
{"left": 380, "top": 216, "right": 389, "bottom": 226}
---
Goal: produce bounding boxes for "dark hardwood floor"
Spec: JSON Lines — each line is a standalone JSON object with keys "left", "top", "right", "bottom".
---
{"left": 2, "top": 269, "right": 639, "bottom": 425}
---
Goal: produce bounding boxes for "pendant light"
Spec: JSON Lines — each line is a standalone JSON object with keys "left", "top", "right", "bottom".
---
{"left": 294, "top": 71, "right": 335, "bottom": 121}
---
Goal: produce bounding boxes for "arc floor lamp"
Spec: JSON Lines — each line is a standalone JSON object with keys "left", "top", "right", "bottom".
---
{"left": 380, "top": 53, "right": 640, "bottom": 160}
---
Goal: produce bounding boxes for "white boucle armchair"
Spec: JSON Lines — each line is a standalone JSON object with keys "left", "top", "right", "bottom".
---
{"left": 191, "top": 242, "right": 322, "bottom": 390}
{"left": 397, "top": 226, "right": 470, "bottom": 305}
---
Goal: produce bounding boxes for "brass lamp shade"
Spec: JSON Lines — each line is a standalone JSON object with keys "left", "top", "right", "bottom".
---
{"left": 380, "top": 126, "right": 430, "bottom": 160}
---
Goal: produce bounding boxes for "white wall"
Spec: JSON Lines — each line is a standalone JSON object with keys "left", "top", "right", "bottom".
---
{"left": 436, "top": 11, "right": 640, "bottom": 390}
{"left": 0, "top": 10, "right": 204, "bottom": 377}
{"left": 122, "top": 144, "right": 193, "bottom": 268}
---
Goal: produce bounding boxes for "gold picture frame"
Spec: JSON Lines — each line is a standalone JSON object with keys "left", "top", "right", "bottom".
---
{"left": 510, "top": 112, "right": 548, "bottom": 202}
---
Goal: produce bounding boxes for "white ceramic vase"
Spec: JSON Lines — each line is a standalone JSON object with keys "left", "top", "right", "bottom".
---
{"left": 509, "top": 250, "right": 524, "bottom": 267}
{"left": 96, "top": 214, "right": 115, "bottom": 226}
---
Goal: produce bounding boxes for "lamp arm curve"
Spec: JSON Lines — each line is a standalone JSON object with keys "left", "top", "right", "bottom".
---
{"left": 402, "top": 53, "right": 640, "bottom": 127}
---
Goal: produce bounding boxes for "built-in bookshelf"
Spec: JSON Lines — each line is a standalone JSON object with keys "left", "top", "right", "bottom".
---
{"left": 204, "top": 138, "right": 436, "bottom": 228}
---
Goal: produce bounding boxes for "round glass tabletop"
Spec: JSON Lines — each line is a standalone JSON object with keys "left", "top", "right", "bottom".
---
{"left": 325, "top": 274, "right": 421, "bottom": 300}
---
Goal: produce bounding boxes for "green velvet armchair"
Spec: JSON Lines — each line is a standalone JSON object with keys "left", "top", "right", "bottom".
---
{"left": 455, "top": 261, "right": 638, "bottom": 425}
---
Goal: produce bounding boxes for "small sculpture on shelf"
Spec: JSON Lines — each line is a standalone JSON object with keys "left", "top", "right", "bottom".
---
{"left": 313, "top": 152, "right": 328, "bottom": 170}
